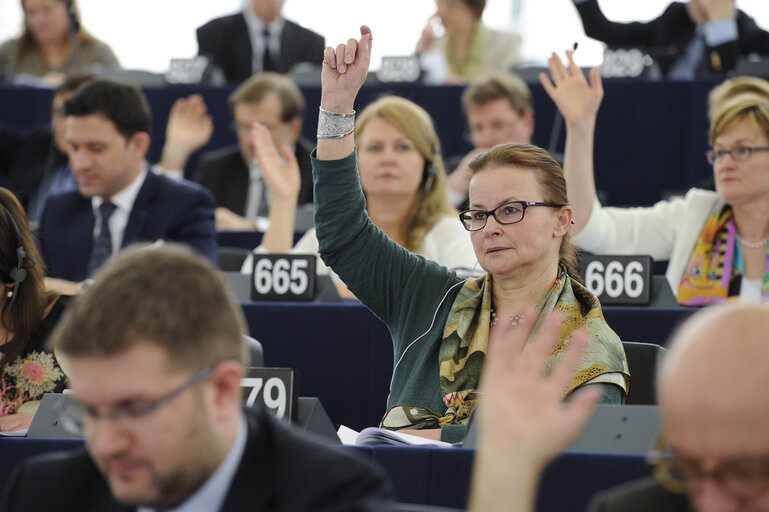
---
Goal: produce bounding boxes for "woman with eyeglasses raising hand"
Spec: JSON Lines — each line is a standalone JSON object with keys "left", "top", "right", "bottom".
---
{"left": 541, "top": 51, "right": 769, "bottom": 305}
{"left": 313, "top": 26, "right": 629, "bottom": 443}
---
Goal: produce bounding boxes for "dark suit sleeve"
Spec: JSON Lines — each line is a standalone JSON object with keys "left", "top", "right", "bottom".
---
{"left": 239, "top": 408, "right": 393, "bottom": 511}
{"left": 166, "top": 183, "right": 218, "bottom": 264}
{"left": 574, "top": 0, "right": 663, "bottom": 48}
{"left": 708, "top": 10, "right": 769, "bottom": 73}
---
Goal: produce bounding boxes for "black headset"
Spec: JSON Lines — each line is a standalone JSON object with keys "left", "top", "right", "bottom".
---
{"left": 1, "top": 203, "right": 27, "bottom": 312}
{"left": 422, "top": 143, "right": 439, "bottom": 195}
{"left": 64, "top": 0, "right": 80, "bottom": 35}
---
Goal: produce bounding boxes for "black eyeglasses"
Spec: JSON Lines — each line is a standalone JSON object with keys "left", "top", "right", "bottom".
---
{"left": 705, "top": 145, "right": 769, "bottom": 165}
{"left": 648, "top": 445, "right": 769, "bottom": 499}
{"left": 459, "top": 200, "right": 564, "bottom": 231}
{"left": 55, "top": 365, "right": 215, "bottom": 435}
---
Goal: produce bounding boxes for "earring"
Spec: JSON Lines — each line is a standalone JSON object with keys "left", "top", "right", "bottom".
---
{"left": 6, "top": 290, "right": 12, "bottom": 299}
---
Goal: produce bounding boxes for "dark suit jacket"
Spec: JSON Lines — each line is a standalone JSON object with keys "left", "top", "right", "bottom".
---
{"left": 194, "top": 138, "right": 314, "bottom": 216}
{"left": 38, "top": 168, "right": 217, "bottom": 282}
{"left": 588, "top": 477, "right": 691, "bottom": 512}
{"left": 0, "top": 407, "right": 393, "bottom": 511}
{"left": 0, "top": 129, "right": 68, "bottom": 208}
{"left": 196, "top": 13, "right": 325, "bottom": 83}
{"left": 575, "top": 0, "right": 769, "bottom": 76}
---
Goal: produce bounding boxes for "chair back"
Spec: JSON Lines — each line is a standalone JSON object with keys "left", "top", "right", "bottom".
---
{"left": 622, "top": 341, "right": 667, "bottom": 405}
{"left": 218, "top": 247, "right": 250, "bottom": 271}
{"left": 244, "top": 335, "right": 264, "bottom": 367}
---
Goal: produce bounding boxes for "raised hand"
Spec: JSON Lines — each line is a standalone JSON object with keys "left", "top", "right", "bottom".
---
{"left": 700, "top": 0, "right": 736, "bottom": 22}
{"left": 159, "top": 95, "right": 213, "bottom": 172}
{"left": 539, "top": 50, "right": 603, "bottom": 129}
{"left": 415, "top": 15, "right": 438, "bottom": 54}
{"left": 320, "top": 25, "right": 373, "bottom": 114}
{"left": 468, "top": 309, "right": 601, "bottom": 512}
{"left": 251, "top": 122, "right": 300, "bottom": 203}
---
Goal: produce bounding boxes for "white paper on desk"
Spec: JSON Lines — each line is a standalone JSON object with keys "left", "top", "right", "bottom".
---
{"left": 337, "top": 425, "right": 451, "bottom": 448}
{"left": 0, "top": 428, "right": 28, "bottom": 437}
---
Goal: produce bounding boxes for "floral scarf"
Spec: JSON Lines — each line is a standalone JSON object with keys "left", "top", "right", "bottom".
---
{"left": 0, "top": 351, "right": 64, "bottom": 416}
{"left": 381, "top": 267, "right": 630, "bottom": 431}
{"left": 678, "top": 205, "right": 769, "bottom": 305}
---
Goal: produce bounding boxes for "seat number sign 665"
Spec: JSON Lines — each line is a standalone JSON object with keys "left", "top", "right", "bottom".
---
{"left": 580, "top": 255, "right": 652, "bottom": 305}
{"left": 250, "top": 254, "right": 316, "bottom": 301}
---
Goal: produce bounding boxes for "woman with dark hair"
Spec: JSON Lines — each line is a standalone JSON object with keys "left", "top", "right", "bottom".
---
{"left": 0, "top": 0, "right": 119, "bottom": 85}
{"left": 0, "top": 189, "right": 66, "bottom": 431}
{"left": 313, "top": 27, "right": 629, "bottom": 442}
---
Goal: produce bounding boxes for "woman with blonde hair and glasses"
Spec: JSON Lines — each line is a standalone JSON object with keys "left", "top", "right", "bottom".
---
{"left": 242, "top": 94, "right": 477, "bottom": 298}
{"left": 304, "top": 27, "right": 628, "bottom": 442}
{"left": 542, "top": 51, "right": 769, "bottom": 305}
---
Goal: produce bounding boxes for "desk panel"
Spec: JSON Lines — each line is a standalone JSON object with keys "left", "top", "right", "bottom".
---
{"left": 240, "top": 302, "right": 693, "bottom": 431}
{"left": 0, "top": 438, "right": 651, "bottom": 511}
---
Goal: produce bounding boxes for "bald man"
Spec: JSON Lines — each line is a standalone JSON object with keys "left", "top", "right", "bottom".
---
{"left": 467, "top": 304, "right": 769, "bottom": 512}
{"left": 589, "top": 303, "right": 769, "bottom": 511}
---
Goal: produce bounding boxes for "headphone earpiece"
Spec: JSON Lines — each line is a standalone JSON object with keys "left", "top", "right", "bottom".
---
{"left": 422, "top": 143, "right": 439, "bottom": 195}
{"left": 65, "top": 0, "right": 80, "bottom": 35}
{"left": 1, "top": 203, "right": 27, "bottom": 311}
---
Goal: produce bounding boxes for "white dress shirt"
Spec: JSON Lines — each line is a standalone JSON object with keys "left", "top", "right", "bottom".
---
{"left": 243, "top": 8, "right": 285, "bottom": 74}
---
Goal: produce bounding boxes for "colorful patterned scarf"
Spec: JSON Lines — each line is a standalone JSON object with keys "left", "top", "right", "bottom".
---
{"left": 381, "top": 267, "right": 630, "bottom": 431}
{"left": 678, "top": 206, "right": 769, "bottom": 305}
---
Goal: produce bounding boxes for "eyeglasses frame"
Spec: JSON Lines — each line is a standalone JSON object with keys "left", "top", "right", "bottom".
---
{"left": 458, "top": 200, "right": 566, "bottom": 232}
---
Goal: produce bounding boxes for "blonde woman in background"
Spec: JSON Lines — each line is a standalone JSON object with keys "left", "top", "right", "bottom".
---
{"left": 242, "top": 95, "right": 477, "bottom": 298}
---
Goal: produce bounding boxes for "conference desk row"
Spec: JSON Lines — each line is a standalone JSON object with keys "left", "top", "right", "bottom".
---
{"left": 241, "top": 301, "right": 693, "bottom": 432}
{"left": 0, "top": 437, "right": 652, "bottom": 511}
{"left": 0, "top": 77, "right": 726, "bottom": 207}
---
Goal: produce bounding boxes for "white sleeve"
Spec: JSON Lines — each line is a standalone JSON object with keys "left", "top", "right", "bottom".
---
{"left": 572, "top": 189, "right": 718, "bottom": 261}
{"left": 420, "top": 216, "right": 478, "bottom": 272}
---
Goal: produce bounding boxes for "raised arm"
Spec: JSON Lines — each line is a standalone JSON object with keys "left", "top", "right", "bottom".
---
{"left": 539, "top": 50, "right": 603, "bottom": 235}
{"left": 157, "top": 95, "right": 213, "bottom": 178}
{"left": 253, "top": 122, "right": 302, "bottom": 252}
{"left": 468, "top": 310, "right": 601, "bottom": 512}
{"left": 316, "top": 26, "right": 372, "bottom": 161}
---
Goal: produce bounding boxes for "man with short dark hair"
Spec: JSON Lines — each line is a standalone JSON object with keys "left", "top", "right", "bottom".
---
{"left": 37, "top": 79, "right": 217, "bottom": 283}
{"left": 197, "top": 0, "right": 325, "bottom": 83}
{"left": 446, "top": 73, "right": 534, "bottom": 210}
{"left": 194, "top": 72, "right": 314, "bottom": 231}
{"left": 0, "top": 244, "right": 393, "bottom": 511}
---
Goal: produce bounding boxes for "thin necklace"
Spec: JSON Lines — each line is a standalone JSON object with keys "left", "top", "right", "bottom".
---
{"left": 490, "top": 304, "right": 523, "bottom": 327}
{"left": 736, "top": 234, "right": 769, "bottom": 249}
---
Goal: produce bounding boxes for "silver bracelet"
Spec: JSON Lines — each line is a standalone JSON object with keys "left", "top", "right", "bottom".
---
{"left": 317, "top": 106, "right": 355, "bottom": 139}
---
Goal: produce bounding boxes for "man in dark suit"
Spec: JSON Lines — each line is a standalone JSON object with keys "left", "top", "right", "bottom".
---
{"left": 1, "top": 74, "right": 93, "bottom": 222}
{"left": 194, "top": 72, "right": 313, "bottom": 231}
{"left": 37, "top": 79, "right": 217, "bottom": 284}
{"left": 573, "top": 0, "right": 769, "bottom": 78}
{"left": 0, "top": 244, "right": 392, "bottom": 511}
{"left": 197, "top": 0, "right": 325, "bottom": 83}
{"left": 466, "top": 304, "right": 769, "bottom": 512}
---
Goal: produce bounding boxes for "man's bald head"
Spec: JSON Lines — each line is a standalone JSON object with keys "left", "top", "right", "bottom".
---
{"left": 657, "top": 304, "right": 769, "bottom": 511}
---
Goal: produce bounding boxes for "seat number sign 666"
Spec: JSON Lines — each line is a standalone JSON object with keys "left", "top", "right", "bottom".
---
{"left": 250, "top": 254, "right": 316, "bottom": 301}
{"left": 580, "top": 255, "right": 652, "bottom": 305}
